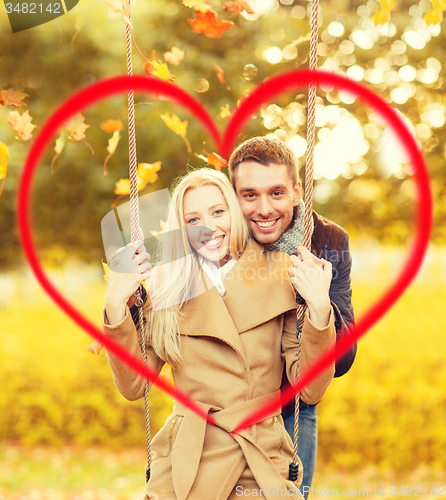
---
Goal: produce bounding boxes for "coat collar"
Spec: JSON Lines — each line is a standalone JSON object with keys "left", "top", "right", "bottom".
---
{"left": 178, "top": 239, "right": 297, "bottom": 356}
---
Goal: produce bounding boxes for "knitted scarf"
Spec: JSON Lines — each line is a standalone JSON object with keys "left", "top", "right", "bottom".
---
{"left": 263, "top": 199, "right": 314, "bottom": 255}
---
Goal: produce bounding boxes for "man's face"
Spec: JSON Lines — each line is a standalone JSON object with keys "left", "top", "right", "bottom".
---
{"left": 233, "top": 161, "right": 302, "bottom": 245}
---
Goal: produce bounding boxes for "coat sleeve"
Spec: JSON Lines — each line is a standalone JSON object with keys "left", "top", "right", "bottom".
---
{"left": 282, "top": 307, "right": 336, "bottom": 406}
{"left": 102, "top": 305, "right": 165, "bottom": 401}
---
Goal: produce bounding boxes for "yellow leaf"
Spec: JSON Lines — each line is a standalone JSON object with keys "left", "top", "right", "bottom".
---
{"left": 65, "top": 113, "right": 89, "bottom": 141}
{"left": 182, "top": 0, "right": 213, "bottom": 12}
{"left": 424, "top": 0, "right": 446, "bottom": 25}
{"left": 0, "top": 88, "right": 28, "bottom": 107}
{"left": 164, "top": 47, "right": 185, "bottom": 66}
{"left": 219, "top": 104, "right": 232, "bottom": 119}
{"left": 206, "top": 152, "right": 227, "bottom": 171}
{"left": 137, "top": 161, "right": 162, "bottom": 184}
{"left": 101, "top": 259, "right": 110, "bottom": 281}
{"left": 151, "top": 60, "right": 175, "bottom": 83}
{"left": 107, "top": 130, "right": 121, "bottom": 155}
{"left": 114, "top": 177, "right": 147, "bottom": 195}
{"left": 160, "top": 113, "right": 188, "bottom": 137}
{"left": 372, "top": 0, "right": 397, "bottom": 25}
{"left": 8, "top": 110, "right": 36, "bottom": 141}
{"left": 0, "top": 142, "right": 9, "bottom": 180}
{"left": 54, "top": 131, "right": 67, "bottom": 155}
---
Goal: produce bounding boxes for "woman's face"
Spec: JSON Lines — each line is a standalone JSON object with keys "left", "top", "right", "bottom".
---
{"left": 183, "top": 184, "right": 232, "bottom": 267}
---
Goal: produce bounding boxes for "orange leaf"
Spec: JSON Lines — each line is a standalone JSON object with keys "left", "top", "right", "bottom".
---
{"left": 214, "top": 63, "right": 226, "bottom": 84}
{"left": 222, "top": 0, "right": 254, "bottom": 15}
{"left": 100, "top": 119, "right": 124, "bottom": 133}
{"left": 424, "top": 0, "right": 446, "bottom": 25}
{"left": 65, "top": 113, "right": 89, "bottom": 141}
{"left": 188, "top": 11, "right": 234, "bottom": 39}
{"left": 8, "top": 110, "right": 36, "bottom": 141}
{"left": 372, "top": 0, "right": 397, "bottom": 25}
{"left": 0, "top": 89, "right": 28, "bottom": 107}
{"left": 207, "top": 152, "right": 227, "bottom": 171}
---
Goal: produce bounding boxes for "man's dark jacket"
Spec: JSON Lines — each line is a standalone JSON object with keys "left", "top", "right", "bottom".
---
{"left": 281, "top": 211, "right": 356, "bottom": 417}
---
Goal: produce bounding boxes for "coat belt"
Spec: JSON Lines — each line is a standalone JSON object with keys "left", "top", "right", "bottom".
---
{"left": 171, "top": 392, "right": 301, "bottom": 500}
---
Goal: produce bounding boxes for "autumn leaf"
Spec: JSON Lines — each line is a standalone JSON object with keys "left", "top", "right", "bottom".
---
{"left": 137, "top": 161, "right": 162, "bottom": 184}
{"left": 0, "top": 142, "right": 9, "bottom": 198}
{"left": 164, "top": 47, "right": 185, "bottom": 66}
{"left": 372, "top": 0, "right": 397, "bottom": 25}
{"left": 424, "top": 0, "right": 446, "bottom": 25}
{"left": 0, "top": 89, "right": 28, "bottom": 108}
{"left": 182, "top": 0, "right": 213, "bottom": 12}
{"left": 188, "top": 11, "right": 234, "bottom": 39}
{"left": 160, "top": 113, "right": 191, "bottom": 152}
{"left": 50, "top": 130, "right": 68, "bottom": 174}
{"left": 151, "top": 61, "right": 175, "bottom": 83}
{"left": 100, "top": 119, "right": 124, "bottom": 133}
{"left": 102, "top": 130, "right": 121, "bottom": 175}
{"left": 207, "top": 152, "right": 228, "bottom": 171}
{"left": 219, "top": 104, "right": 232, "bottom": 119}
{"left": 102, "top": 0, "right": 131, "bottom": 27}
{"left": 65, "top": 113, "right": 89, "bottom": 141}
{"left": 8, "top": 110, "right": 36, "bottom": 141}
{"left": 214, "top": 63, "right": 226, "bottom": 84}
{"left": 222, "top": 1, "right": 254, "bottom": 15}
{"left": 102, "top": 259, "right": 110, "bottom": 281}
{"left": 114, "top": 177, "right": 148, "bottom": 195}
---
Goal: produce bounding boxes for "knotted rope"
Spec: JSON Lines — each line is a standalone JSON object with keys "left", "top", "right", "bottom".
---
{"left": 126, "top": 3, "right": 152, "bottom": 483}
{"left": 290, "top": 0, "right": 319, "bottom": 485}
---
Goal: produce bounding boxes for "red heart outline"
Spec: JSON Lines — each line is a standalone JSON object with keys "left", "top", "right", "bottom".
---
{"left": 17, "top": 70, "right": 432, "bottom": 433}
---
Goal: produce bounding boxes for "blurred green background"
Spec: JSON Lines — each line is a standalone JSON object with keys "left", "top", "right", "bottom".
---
{"left": 1, "top": 0, "right": 445, "bottom": 498}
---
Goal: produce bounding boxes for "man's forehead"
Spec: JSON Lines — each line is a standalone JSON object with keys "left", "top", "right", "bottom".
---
{"left": 234, "top": 161, "right": 293, "bottom": 188}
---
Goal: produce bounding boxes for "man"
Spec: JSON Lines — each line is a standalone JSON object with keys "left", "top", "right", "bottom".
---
{"left": 227, "top": 136, "right": 356, "bottom": 498}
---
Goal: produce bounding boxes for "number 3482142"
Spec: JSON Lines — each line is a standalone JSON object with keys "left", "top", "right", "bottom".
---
{"left": 5, "top": 3, "right": 62, "bottom": 13}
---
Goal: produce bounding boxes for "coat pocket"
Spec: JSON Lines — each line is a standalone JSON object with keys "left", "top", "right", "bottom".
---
{"left": 152, "top": 414, "right": 182, "bottom": 460}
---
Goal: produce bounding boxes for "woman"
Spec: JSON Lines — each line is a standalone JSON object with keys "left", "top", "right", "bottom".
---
{"left": 102, "top": 168, "right": 335, "bottom": 499}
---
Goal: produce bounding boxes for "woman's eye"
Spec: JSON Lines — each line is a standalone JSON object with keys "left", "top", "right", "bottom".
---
{"left": 188, "top": 217, "right": 198, "bottom": 224}
{"left": 214, "top": 209, "right": 224, "bottom": 216}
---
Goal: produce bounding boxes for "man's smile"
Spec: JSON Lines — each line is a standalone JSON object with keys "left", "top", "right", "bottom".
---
{"left": 252, "top": 218, "right": 280, "bottom": 231}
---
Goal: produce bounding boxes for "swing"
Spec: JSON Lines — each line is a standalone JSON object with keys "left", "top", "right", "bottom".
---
{"left": 123, "top": 0, "right": 320, "bottom": 486}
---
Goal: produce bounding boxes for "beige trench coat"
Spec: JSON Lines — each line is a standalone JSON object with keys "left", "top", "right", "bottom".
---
{"left": 102, "top": 239, "right": 335, "bottom": 500}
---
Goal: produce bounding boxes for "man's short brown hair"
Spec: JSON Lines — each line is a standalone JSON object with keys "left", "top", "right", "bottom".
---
{"left": 228, "top": 136, "right": 299, "bottom": 188}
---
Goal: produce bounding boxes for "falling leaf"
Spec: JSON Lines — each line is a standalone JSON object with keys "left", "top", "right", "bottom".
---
{"left": 207, "top": 152, "right": 227, "bottom": 171}
{"left": 50, "top": 130, "right": 68, "bottom": 174}
{"left": 0, "top": 89, "right": 28, "bottom": 107}
{"left": 214, "top": 63, "right": 226, "bottom": 84}
{"left": 102, "top": 259, "right": 110, "bottom": 281}
{"left": 114, "top": 177, "right": 148, "bottom": 195}
{"left": 188, "top": 11, "right": 234, "bottom": 39}
{"left": 160, "top": 113, "right": 191, "bottom": 152}
{"left": 160, "top": 113, "right": 188, "bottom": 138}
{"left": 8, "top": 110, "right": 36, "bottom": 141}
{"left": 107, "top": 130, "right": 121, "bottom": 155}
{"left": 101, "top": 0, "right": 132, "bottom": 27}
{"left": 65, "top": 113, "right": 89, "bottom": 141}
{"left": 219, "top": 104, "right": 232, "bottom": 119}
{"left": 137, "top": 161, "right": 162, "bottom": 184}
{"left": 222, "top": 0, "right": 254, "bottom": 15}
{"left": 0, "top": 142, "right": 8, "bottom": 198}
{"left": 100, "top": 119, "right": 124, "bottom": 133}
{"left": 182, "top": 0, "right": 213, "bottom": 12}
{"left": 164, "top": 47, "right": 185, "bottom": 66}
{"left": 151, "top": 61, "right": 175, "bottom": 83}
{"left": 424, "top": 0, "right": 446, "bottom": 25}
{"left": 372, "top": 0, "right": 397, "bottom": 25}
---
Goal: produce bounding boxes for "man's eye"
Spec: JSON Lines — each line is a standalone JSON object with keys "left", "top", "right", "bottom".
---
{"left": 272, "top": 191, "right": 283, "bottom": 197}
{"left": 244, "top": 193, "right": 256, "bottom": 199}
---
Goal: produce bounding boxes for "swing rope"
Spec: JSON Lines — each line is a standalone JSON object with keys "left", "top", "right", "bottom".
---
{"left": 125, "top": 3, "right": 152, "bottom": 483}
{"left": 124, "top": 0, "right": 319, "bottom": 486}
{"left": 290, "top": 0, "right": 319, "bottom": 484}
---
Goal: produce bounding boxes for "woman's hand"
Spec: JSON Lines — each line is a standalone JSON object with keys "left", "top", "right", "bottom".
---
{"left": 288, "top": 246, "right": 332, "bottom": 328}
{"left": 105, "top": 228, "right": 151, "bottom": 325}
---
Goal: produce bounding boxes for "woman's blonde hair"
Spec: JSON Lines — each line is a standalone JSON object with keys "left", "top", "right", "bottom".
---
{"left": 145, "top": 168, "right": 249, "bottom": 366}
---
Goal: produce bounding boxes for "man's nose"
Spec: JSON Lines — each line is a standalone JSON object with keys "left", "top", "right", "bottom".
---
{"left": 256, "top": 195, "right": 274, "bottom": 218}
